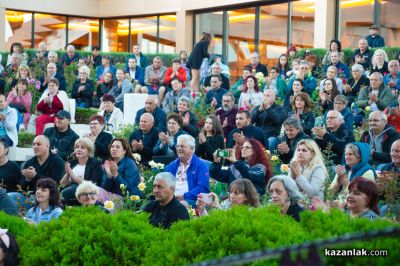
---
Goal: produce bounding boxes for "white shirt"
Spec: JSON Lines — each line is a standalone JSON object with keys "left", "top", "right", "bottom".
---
{"left": 174, "top": 158, "right": 191, "bottom": 197}
{"left": 71, "top": 164, "right": 86, "bottom": 183}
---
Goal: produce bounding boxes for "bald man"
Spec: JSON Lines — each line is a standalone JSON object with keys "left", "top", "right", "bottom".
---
{"left": 135, "top": 95, "right": 167, "bottom": 132}
{"left": 251, "top": 89, "right": 287, "bottom": 150}
{"left": 129, "top": 113, "right": 160, "bottom": 165}
{"left": 21, "top": 135, "right": 65, "bottom": 190}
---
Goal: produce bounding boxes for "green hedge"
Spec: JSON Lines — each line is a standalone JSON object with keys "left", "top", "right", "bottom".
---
{"left": 1, "top": 206, "right": 397, "bottom": 265}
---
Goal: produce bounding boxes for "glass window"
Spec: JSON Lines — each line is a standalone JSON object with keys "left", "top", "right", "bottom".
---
{"left": 291, "top": 0, "right": 315, "bottom": 48}
{"left": 102, "top": 19, "right": 129, "bottom": 52}
{"left": 159, "top": 15, "right": 176, "bottom": 53}
{"left": 338, "top": 0, "right": 374, "bottom": 48}
{"left": 227, "top": 8, "right": 256, "bottom": 80}
{"left": 130, "top": 16, "right": 158, "bottom": 54}
{"left": 68, "top": 17, "right": 99, "bottom": 51}
{"left": 380, "top": 0, "right": 400, "bottom": 47}
{"left": 5, "top": 10, "right": 32, "bottom": 49}
{"left": 34, "top": 13, "right": 67, "bottom": 50}
{"left": 259, "top": 4, "right": 288, "bottom": 69}
{"left": 195, "top": 12, "right": 223, "bottom": 55}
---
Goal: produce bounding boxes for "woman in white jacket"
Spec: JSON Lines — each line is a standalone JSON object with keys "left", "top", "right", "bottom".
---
{"left": 97, "top": 94, "right": 123, "bottom": 133}
{"left": 289, "top": 139, "right": 328, "bottom": 200}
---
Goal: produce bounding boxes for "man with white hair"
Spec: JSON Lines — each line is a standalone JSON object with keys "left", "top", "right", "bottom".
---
{"left": 246, "top": 52, "right": 268, "bottom": 77}
{"left": 40, "top": 62, "right": 67, "bottom": 91}
{"left": 47, "top": 50, "right": 64, "bottom": 76}
{"left": 313, "top": 110, "right": 355, "bottom": 164}
{"left": 383, "top": 60, "right": 400, "bottom": 91}
{"left": 165, "top": 134, "right": 210, "bottom": 207}
{"left": 61, "top": 44, "right": 80, "bottom": 66}
{"left": 135, "top": 95, "right": 167, "bottom": 132}
{"left": 356, "top": 72, "right": 394, "bottom": 111}
{"left": 343, "top": 64, "right": 370, "bottom": 106}
{"left": 203, "top": 62, "right": 230, "bottom": 91}
{"left": 144, "top": 172, "right": 189, "bottom": 229}
{"left": 361, "top": 111, "right": 399, "bottom": 165}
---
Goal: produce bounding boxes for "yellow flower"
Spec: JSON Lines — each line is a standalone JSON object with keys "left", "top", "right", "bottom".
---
{"left": 104, "top": 200, "right": 114, "bottom": 210}
{"left": 188, "top": 206, "right": 196, "bottom": 216}
{"left": 365, "top": 106, "right": 371, "bottom": 111}
{"left": 119, "top": 184, "right": 126, "bottom": 190}
{"left": 280, "top": 164, "right": 289, "bottom": 173}
{"left": 265, "top": 150, "right": 271, "bottom": 156}
{"left": 271, "top": 155, "right": 279, "bottom": 161}
{"left": 130, "top": 195, "right": 140, "bottom": 201}
{"left": 138, "top": 182, "right": 146, "bottom": 191}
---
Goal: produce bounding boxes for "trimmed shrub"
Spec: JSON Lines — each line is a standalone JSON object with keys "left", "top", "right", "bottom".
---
{"left": 1, "top": 206, "right": 398, "bottom": 265}
{"left": 17, "top": 131, "right": 35, "bottom": 148}
{"left": 75, "top": 107, "right": 99, "bottom": 124}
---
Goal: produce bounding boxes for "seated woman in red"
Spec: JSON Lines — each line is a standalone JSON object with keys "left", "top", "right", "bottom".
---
{"left": 36, "top": 78, "right": 69, "bottom": 135}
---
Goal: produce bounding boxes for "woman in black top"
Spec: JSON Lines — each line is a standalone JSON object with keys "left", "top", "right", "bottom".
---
{"left": 84, "top": 115, "right": 113, "bottom": 162}
{"left": 196, "top": 115, "right": 224, "bottom": 162}
{"left": 187, "top": 32, "right": 212, "bottom": 92}
{"left": 0, "top": 140, "right": 22, "bottom": 193}
{"left": 94, "top": 71, "right": 114, "bottom": 108}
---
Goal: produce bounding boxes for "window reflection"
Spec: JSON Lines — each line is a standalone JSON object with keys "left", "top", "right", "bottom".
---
{"left": 102, "top": 19, "right": 129, "bottom": 52}
{"left": 130, "top": 16, "right": 158, "bottom": 54}
{"left": 34, "top": 13, "right": 67, "bottom": 50}
{"left": 291, "top": 0, "right": 315, "bottom": 48}
{"left": 68, "top": 17, "right": 99, "bottom": 50}
{"left": 227, "top": 8, "right": 256, "bottom": 80}
{"left": 339, "top": 0, "right": 374, "bottom": 48}
{"left": 5, "top": 11, "right": 32, "bottom": 49}
{"left": 159, "top": 15, "right": 176, "bottom": 53}
{"left": 380, "top": 0, "right": 400, "bottom": 47}
{"left": 259, "top": 4, "right": 288, "bottom": 70}
{"left": 195, "top": 12, "right": 223, "bottom": 55}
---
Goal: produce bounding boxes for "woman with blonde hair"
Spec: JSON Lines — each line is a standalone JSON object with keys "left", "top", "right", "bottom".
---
{"left": 371, "top": 49, "right": 389, "bottom": 76}
{"left": 289, "top": 139, "right": 328, "bottom": 199}
{"left": 8, "top": 64, "right": 32, "bottom": 90}
{"left": 60, "top": 137, "right": 103, "bottom": 204}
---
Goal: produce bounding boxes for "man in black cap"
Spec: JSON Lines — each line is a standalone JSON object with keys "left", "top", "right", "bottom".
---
{"left": 365, "top": 25, "right": 385, "bottom": 48}
{"left": 43, "top": 110, "right": 79, "bottom": 161}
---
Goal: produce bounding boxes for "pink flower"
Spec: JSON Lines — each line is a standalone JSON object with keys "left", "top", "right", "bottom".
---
{"left": 35, "top": 80, "right": 41, "bottom": 90}
{"left": 28, "top": 78, "right": 35, "bottom": 85}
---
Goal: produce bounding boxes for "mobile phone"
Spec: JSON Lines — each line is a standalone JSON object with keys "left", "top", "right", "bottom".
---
{"left": 217, "top": 149, "right": 230, "bottom": 158}
{"left": 198, "top": 193, "right": 213, "bottom": 205}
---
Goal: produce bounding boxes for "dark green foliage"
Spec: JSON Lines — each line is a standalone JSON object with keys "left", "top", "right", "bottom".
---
{"left": 75, "top": 107, "right": 99, "bottom": 124}
{"left": 17, "top": 131, "right": 36, "bottom": 148}
{"left": 1, "top": 205, "right": 397, "bottom": 265}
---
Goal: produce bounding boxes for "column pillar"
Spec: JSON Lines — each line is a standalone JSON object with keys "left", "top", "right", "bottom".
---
{"left": 0, "top": 8, "right": 6, "bottom": 51}
{"left": 176, "top": 10, "right": 193, "bottom": 53}
{"left": 313, "top": 0, "right": 336, "bottom": 48}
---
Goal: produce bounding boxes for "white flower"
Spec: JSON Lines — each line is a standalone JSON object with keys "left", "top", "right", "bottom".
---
{"left": 149, "top": 160, "right": 157, "bottom": 168}
{"left": 104, "top": 200, "right": 114, "bottom": 210}
{"left": 157, "top": 163, "right": 164, "bottom": 169}
{"left": 133, "top": 153, "right": 141, "bottom": 162}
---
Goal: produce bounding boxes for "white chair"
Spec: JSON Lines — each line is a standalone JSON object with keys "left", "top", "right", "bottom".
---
{"left": 69, "top": 98, "right": 76, "bottom": 124}
{"left": 123, "top": 93, "right": 148, "bottom": 125}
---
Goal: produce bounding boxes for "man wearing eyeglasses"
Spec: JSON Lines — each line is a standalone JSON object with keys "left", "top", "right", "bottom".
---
{"left": 360, "top": 111, "right": 400, "bottom": 166}
{"left": 43, "top": 110, "right": 79, "bottom": 161}
{"left": 286, "top": 60, "right": 317, "bottom": 96}
{"left": 313, "top": 110, "right": 355, "bottom": 165}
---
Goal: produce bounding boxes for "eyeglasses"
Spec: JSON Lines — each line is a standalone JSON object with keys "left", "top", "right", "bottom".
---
{"left": 368, "top": 119, "right": 382, "bottom": 123}
{"left": 241, "top": 146, "right": 253, "bottom": 150}
{"left": 79, "top": 72, "right": 86, "bottom": 75}
{"left": 326, "top": 116, "right": 338, "bottom": 120}
{"left": 334, "top": 101, "right": 344, "bottom": 105}
{"left": 80, "top": 192, "right": 97, "bottom": 198}
{"left": 176, "top": 145, "right": 188, "bottom": 149}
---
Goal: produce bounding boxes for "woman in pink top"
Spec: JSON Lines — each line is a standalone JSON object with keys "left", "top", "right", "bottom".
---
{"left": 6, "top": 78, "right": 32, "bottom": 129}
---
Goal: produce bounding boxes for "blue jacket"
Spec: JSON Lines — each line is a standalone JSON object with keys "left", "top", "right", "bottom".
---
{"left": 153, "top": 129, "right": 188, "bottom": 156}
{"left": 124, "top": 66, "right": 145, "bottom": 85}
{"left": 366, "top": 34, "right": 385, "bottom": 48}
{"left": 95, "top": 65, "right": 117, "bottom": 80}
{"left": 324, "top": 62, "right": 351, "bottom": 80}
{"left": 102, "top": 156, "right": 142, "bottom": 197}
{"left": 206, "top": 87, "right": 228, "bottom": 109}
{"left": 135, "top": 107, "right": 167, "bottom": 132}
{"left": 165, "top": 154, "right": 210, "bottom": 201}
{"left": 125, "top": 53, "right": 148, "bottom": 69}
{"left": 344, "top": 142, "right": 375, "bottom": 181}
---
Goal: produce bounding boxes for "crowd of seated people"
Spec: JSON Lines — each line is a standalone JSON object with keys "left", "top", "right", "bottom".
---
{"left": 0, "top": 25, "right": 399, "bottom": 232}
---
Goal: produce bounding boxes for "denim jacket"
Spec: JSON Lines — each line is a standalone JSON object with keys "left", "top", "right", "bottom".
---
{"left": 26, "top": 205, "right": 63, "bottom": 224}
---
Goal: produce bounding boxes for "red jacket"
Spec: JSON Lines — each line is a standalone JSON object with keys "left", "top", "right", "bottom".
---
{"left": 164, "top": 67, "right": 187, "bottom": 86}
{"left": 37, "top": 94, "right": 63, "bottom": 115}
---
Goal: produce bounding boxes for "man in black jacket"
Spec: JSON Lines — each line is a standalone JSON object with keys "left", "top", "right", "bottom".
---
{"left": 21, "top": 135, "right": 65, "bottom": 191}
{"left": 135, "top": 95, "right": 167, "bottom": 132}
{"left": 252, "top": 89, "right": 287, "bottom": 150}
{"left": 361, "top": 111, "right": 400, "bottom": 166}
{"left": 227, "top": 110, "right": 266, "bottom": 148}
{"left": 313, "top": 110, "right": 355, "bottom": 165}
{"left": 144, "top": 172, "right": 189, "bottom": 229}
{"left": 44, "top": 110, "right": 79, "bottom": 161}
{"left": 129, "top": 113, "right": 160, "bottom": 165}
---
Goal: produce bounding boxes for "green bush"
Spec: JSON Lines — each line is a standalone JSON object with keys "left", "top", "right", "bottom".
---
{"left": 75, "top": 107, "right": 99, "bottom": 124}
{"left": 17, "top": 131, "right": 36, "bottom": 148}
{"left": 1, "top": 206, "right": 398, "bottom": 266}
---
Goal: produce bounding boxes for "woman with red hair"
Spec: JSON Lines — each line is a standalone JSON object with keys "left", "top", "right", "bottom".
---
{"left": 210, "top": 138, "right": 273, "bottom": 196}
{"left": 347, "top": 177, "right": 380, "bottom": 220}
{"left": 238, "top": 75, "right": 263, "bottom": 111}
